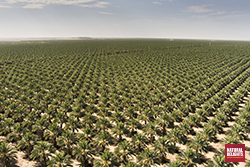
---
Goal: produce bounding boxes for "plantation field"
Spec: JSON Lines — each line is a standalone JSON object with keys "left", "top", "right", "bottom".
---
{"left": 1, "top": 39, "right": 250, "bottom": 167}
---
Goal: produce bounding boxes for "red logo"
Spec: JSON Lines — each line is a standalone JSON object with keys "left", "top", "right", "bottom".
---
{"left": 225, "top": 144, "right": 245, "bottom": 162}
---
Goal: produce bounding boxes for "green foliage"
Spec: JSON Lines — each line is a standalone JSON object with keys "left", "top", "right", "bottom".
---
{"left": 1, "top": 39, "right": 250, "bottom": 166}
{"left": 0, "top": 141, "right": 17, "bottom": 167}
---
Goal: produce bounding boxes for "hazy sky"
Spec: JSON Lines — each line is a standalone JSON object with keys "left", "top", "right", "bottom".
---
{"left": 1, "top": 0, "right": 250, "bottom": 40}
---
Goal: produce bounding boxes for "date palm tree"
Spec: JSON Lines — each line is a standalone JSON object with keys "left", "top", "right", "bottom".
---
{"left": 55, "top": 111, "right": 68, "bottom": 129}
{"left": 0, "top": 118, "right": 13, "bottom": 136}
{"left": 246, "top": 160, "right": 250, "bottom": 167}
{"left": 32, "top": 116, "right": 49, "bottom": 140}
{"left": 110, "top": 111, "right": 126, "bottom": 124}
{"left": 138, "top": 109, "right": 154, "bottom": 125}
{"left": 112, "top": 122, "right": 128, "bottom": 142}
{"left": 94, "top": 150, "right": 118, "bottom": 167}
{"left": 17, "top": 131, "right": 38, "bottom": 159}
{"left": 179, "top": 119, "right": 195, "bottom": 135}
{"left": 137, "top": 148, "right": 159, "bottom": 167}
{"left": 23, "top": 112, "right": 36, "bottom": 131}
{"left": 227, "top": 124, "right": 248, "bottom": 141}
{"left": 156, "top": 112, "right": 174, "bottom": 136}
{"left": 48, "top": 152, "right": 73, "bottom": 167}
{"left": 73, "top": 140, "right": 93, "bottom": 167}
{"left": 168, "top": 159, "right": 182, "bottom": 167}
{"left": 153, "top": 135, "right": 174, "bottom": 164}
{"left": 7, "top": 122, "right": 26, "bottom": 142}
{"left": 143, "top": 122, "right": 158, "bottom": 143}
{"left": 168, "top": 127, "right": 187, "bottom": 149}
{"left": 44, "top": 123, "right": 63, "bottom": 148}
{"left": 83, "top": 113, "right": 97, "bottom": 128}
{"left": 95, "top": 131, "right": 113, "bottom": 153}
{"left": 30, "top": 141, "right": 52, "bottom": 167}
{"left": 77, "top": 126, "right": 95, "bottom": 142}
{"left": 96, "top": 117, "right": 112, "bottom": 133}
{"left": 57, "top": 130, "right": 77, "bottom": 156}
{"left": 206, "top": 149, "right": 236, "bottom": 167}
{"left": 222, "top": 135, "right": 241, "bottom": 144}
{"left": 70, "top": 106, "right": 85, "bottom": 122}
{"left": 208, "top": 118, "right": 223, "bottom": 134}
{"left": 188, "top": 133, "right": 209, "bottom": 162}
{"left": 65, "top": 117, "right": 82, "bottom": 133}
{"left": 0, "top": 141, "right": 17, "bottom": 167}
{"left": 132, "top": 133, "right": 147, "bottom": 154}
{"left": 178, "top": 148, "right": 197, "bottom": 167}
{"left": 114, "top": 140, "right": 134, "bottom": 164}
{"left": 202, "top": 125, "right": 217, "bottom": 142}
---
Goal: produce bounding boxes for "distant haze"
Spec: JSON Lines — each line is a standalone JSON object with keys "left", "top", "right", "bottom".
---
{"left": 1, "top": 0, "right": 250, "bottom": 41}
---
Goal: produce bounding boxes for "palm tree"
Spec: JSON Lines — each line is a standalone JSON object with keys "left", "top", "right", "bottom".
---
{"left": 142, "top": 122, "right": 158, "bottom": 143}
{"left": 30, "top": 141, "right": 52, "bottom": 167}
{"left": 70, "top": 106, "right": 85, "bottom": 122}
{"left": 44, "top": 123, "right": 63, "bottom": 148}
{"left": 132, "top": 133, "right": 147, "bottom": 154}
{"left": 138, "top": 109, "right": 154, "bottom": 125}
{"left": 73, "top": 140, "right": 93, "bottom": 167}
{"left": 215, "top": 111, "right": 228, "bottom": 127}
{"left": 48, "top": 152, "right": 73, "bottom": 167}
{"left": 114, "top": 140, "right": 134, "bottom": 164}
{"left": 202, "top": 125, "right": 217, "bottom": 142}
{"left": 0, "top": 141, "right": 17, "bottom": 167}
{"left": 227, "top": 124, "right": 247, "bottom": 141}
{"left": 95, "top": 131, "right": 113, "bottom": 153}
{"left": 94, "top": 150, "right": 118, "bottom": 167}
{"left": 112, "top": 122, "right": 128, "bottom": 142}
{"left": 65, "top": 117, "right": 82, "bottom": 133}
{"left": 168, "top": 127, "right": 187, "bottom": 149}
{"left": 188, "top": 114, "right": 202, "bottom": 128}
{"left": 55, "top": 111, "right": 68, "bottom": 129}
{"left": 179, "top": 119, "right": 195, "bottom": 135}
{"left": 168, "top": 159, "right": 182, "bottom": 167}
{"left": 7, "top": 122, "right": 26, "bottom": 142}
{"left": 208, "top": 118, "right": 223, "bottom": 134}
{"left": 77, "top": 126, "right": 95, "bottom": 142}
{"left": 124, "top": 107, "right": 137, "bottom": 119}
{"left": 23, "top": 112, "right": 36, "bottom": 131}
{"left": 57, "top": 130, "right": 77, "bottom": 156}
{"left": 83, "top": 113, "right": 97, "bottom": 128}
{"left": 222, "top": 135, "right": 241, "bottom": 144}
{"left": 206, "top": 149, "right": 236, "bottom": 167}
{"left": 44, "top": 107, "right": 57, "bottom": 123}
{"left": 153, "top": 135, "right": 174, "bottom": 164}
{"left": 178, "top": 148, "right": 197, "bottom": 167}
{"left": 126, "top": 118, "right": 141, "bottom": 136}
{"left": 0, "top": 118, "right": 14, "bottom": 136}
{"left": 155, "top": 112, "right": 174, "bottom": 136}
{"left": 195, "top": 109, "right": 208, "bottom": 122}
{"left": 60, "top": 102, "right": 72, "bottom": 115}
{"left": 26, "top": 98, "right": 35, "bottom": 112}
{"left": 11, "top": 106, "right": 27, "bottom": 122}
{"left": 136, "top": 148, "right": 159, "bottom": 167}
{"left": 96, "top": 117, "right": 112, "bottom": 133}
{"left": 110, "top": 111, "right": 126, "bottom": 124}
{"left": 35, "top": 92, "right": 43, "bottom": 104}
{"left": 32, "top": 116, "right": 49, "bottom": 140}
{"left": 17, "top": 131, "right": 37, "bottom": 158}
{"left": 98, "top": 107, "right": 112, "bottom": 117}
{"left": 188, "top": 133, "right": 209, "bottom": 162}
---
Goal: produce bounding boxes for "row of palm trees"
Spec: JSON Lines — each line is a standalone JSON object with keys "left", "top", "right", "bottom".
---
{"left": 1, "top": 40, "right": 250, "bottom": 166}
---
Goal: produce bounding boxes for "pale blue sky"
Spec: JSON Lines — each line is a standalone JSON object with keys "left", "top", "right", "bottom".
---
{"left": 0, "top": 0, "right": 250, "bottom": 40}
